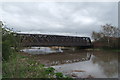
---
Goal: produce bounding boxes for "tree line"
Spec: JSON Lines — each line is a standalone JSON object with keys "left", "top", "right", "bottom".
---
{"left": 92, "top": 24, "right": 120, "bottom": 49}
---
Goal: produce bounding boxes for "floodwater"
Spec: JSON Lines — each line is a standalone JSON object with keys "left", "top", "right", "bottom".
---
{"left": 21, "top": 47, "right": 118, "bottom": 78}
{"left": 21, "top": 47, "right": 63, "bottom": 54}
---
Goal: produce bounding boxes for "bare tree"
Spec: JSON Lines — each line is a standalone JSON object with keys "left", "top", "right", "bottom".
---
{"left": 92, "top": 31, "right": 102, "bottom": 41}
{"left": 92, "top": 24, "right": 120, "bottom": 48}
{"left": 101, "top": 24, "right": 118, "bottom": 37}
{"left": 101, "top": 24, "right": 119, "bottom": 47}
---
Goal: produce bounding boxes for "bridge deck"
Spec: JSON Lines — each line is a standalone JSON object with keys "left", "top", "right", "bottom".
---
{"left": 16, "top": 33, "right": 92, "bottom": 47}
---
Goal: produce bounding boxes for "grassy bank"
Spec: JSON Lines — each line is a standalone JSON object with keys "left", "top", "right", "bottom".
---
{"left": 3, "top": 52, "right": 52, "bottom": 78}
{"left": 102, "top": 48, "right": 120, "bottom": 52}
{"left": 95, "top": 48, "right": 120, "bottom": 53}
{"left": 2, "top": 51, "right": 71, "bottom": 79}
{"left": 85, "top": 48, "right": 120, "bottom": 53}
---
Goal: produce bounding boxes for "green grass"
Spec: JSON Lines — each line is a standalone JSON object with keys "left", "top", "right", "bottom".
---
{"left": 2, "top": 52, "right": 51, "bottom": 78}
{"left": 2, "top": 52, "right": 72, "bottom": 79}
{"left": 2, "top": 52, "right": 55, "bottom": 78}
{"left": 100, "top": 48, "right": 120, "bottom": 53}
{"left": 88, "top": 48, "right": 120, "bottom": 53}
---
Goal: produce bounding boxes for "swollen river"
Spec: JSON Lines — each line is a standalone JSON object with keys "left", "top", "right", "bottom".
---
{"left": 21, "top": 47, "right": 118, "bottom": 78}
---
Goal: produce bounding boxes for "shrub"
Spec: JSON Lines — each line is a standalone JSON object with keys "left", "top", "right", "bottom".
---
{"left": 55, "top": 72, "right": 63, "bottom": 78}
{"left": 45, "top": 67, "right": 55, "bottom": 74}
{"left": 2, "top": 41, "right": 12, "bottom": 61}
{"left": 2, "top": 27, "right": 18, "bottom": 61}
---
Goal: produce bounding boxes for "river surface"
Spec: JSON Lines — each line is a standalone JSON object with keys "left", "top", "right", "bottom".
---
{"left": 21, "top": 47, "right": 118, "bottom": 78}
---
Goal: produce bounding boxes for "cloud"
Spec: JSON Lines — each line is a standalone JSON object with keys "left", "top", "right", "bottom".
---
{"left": 0, "top": 2, "right": 118, "bottom": 38}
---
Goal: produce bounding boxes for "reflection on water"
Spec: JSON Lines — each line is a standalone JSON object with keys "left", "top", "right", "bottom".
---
{"left": 52, "top": 54, "right": 118, "bottom": 78}
{"left": 21, "top": 47, "right": 118, "bottom": 78}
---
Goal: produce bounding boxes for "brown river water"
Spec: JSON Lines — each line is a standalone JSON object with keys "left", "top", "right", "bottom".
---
{"left": 21, "top": 47, "right": 118, "bottom": 78}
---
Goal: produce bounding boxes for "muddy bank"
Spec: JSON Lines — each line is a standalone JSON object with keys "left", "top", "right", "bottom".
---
{"left": 19, "top": 49, "right": 118, "bottom": 78}
{"left": 20, "top": 50, "right": 92, "bottom": 66}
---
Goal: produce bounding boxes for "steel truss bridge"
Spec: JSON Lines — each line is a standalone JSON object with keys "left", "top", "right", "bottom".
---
{"left": 16, "top": 33, "right": 92, "bottom": 48}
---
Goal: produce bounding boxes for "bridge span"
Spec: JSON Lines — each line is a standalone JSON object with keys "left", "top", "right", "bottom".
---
{"left": 16, "top": 33, "right": 92, "bottom": 48}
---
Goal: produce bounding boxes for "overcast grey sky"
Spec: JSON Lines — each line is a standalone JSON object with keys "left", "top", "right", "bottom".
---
{"left": 0, "top": 2, "right": 118, "bottom": 37}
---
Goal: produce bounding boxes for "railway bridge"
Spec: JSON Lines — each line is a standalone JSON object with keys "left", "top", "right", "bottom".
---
{"left": 16, "top": 33, "right": 92, "bottom": 48}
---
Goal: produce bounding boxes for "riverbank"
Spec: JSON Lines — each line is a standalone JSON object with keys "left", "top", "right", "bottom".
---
{"left": 2, "top": 51, "right": 71, "bottom": 78}
{"left": 2, "top": 48, "right": 118, "bottom": 78}
{"left": 85, "top": 48, "right": 120, "bottom": 53}
{"left": 19, "top": 50, "right": 91, "bottom": 66}
{"left": 19, "top": 48, "right": 119, "bottom": 67}
{"left": 51, "top": 50, "right": 118, "bottom": 78}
